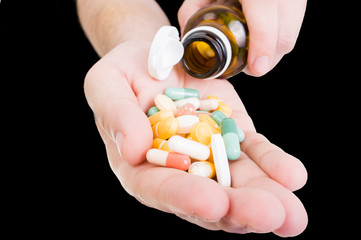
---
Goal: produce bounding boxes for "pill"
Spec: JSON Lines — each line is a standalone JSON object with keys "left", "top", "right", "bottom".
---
{"left": 216, "top": 101, "right": 232, "bottom": 117}
{"left": 206, "top": 96, "right": 232, "bottom": 117}
{"left": 206, "top": 95, "right": 222, "bottom": 101}
{"left": 188, "top": 161, "right": 216, "bottom": 178}
{"left": 147, "top": 106, "right": 160, "bottom": 117}
{"left": 153, "top": 138, "right": 171, "bottom": 151}
{"left": 146, "top": 149, "right": 191, "bottom": 171}
{"left": 164, "top": 87, "right": 200, "bottom": 100}
{"left": 211, "top": 110, "right": 227, "bottom": 125}
{"left": 154, "top": 94, "right": 177, "bottom": 112}
{"left": 190, "top": 122, "right": 213, "bottom": 145}
{"left": 149, "top": 110, "right": 174, "bottom": 126}
{"left": 238, "top": 128, "right": 245, "bottom": 143}
{"left": 194, "top": 110, "right": 211, "bottom": 116}
{"left": 198, "top": 114, "right": 221, "bottom": 134}
{"left": 211, "top": 134, "right": 231, "bottom": 187}
{"left": 174, "top": 103, "right": 196, "bottom": 117}
{"left": 221, "top": 118, "right": 241, "bottom": 160}
{"left": 174, "top": 97, "right": 200, "bottom": 110}
{"left": 176, "top": 115, "right": 199, "bottom": 134}
{"left": 152, "top": 116, "right": 179, "bottom": 139}
{"left": 211, "top": 111, "right": 243, "bottom": 142}
{"left": 168, "top": 135, "right": 210, "bottom": 161}
{"left": 199, "top": 99, "right": 219, "bottom": 111}
{"left": 196, "top": 41, "right": 216, "bottom": 59}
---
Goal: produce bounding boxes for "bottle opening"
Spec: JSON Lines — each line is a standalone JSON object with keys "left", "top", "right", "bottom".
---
{"left": 183, "top": 41, "right": 217, "bottom": 75}
{"left": 181, "top": 31, "right": 227, "bottom": 79}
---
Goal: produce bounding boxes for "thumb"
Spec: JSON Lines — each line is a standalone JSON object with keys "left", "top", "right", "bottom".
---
{"left": 85, "top": 60, "right": 153, "bottom": 166}
{"left": 241, "top": 0, "right": 278, "bottom": 76}
{"left": 178, "top": 0, "right": 212, "bottom": 33}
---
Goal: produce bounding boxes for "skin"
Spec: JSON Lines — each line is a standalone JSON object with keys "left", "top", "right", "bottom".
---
{"left": 77, "top": 0, "right": 308, "bottom": 236}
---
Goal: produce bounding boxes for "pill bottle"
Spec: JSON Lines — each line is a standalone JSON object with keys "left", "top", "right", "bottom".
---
{"left": 148, "top": 0, "right": 248, "bottom": 80}
{"left": 181, "top": 0, "right": 249, "bottom": 79}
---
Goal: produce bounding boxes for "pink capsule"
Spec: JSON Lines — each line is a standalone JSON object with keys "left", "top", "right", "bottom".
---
{"left": 174, "top": 103, "right": 196, "bottom": 117}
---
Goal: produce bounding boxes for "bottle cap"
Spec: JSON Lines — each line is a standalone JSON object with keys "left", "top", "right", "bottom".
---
{"left": 148, "top": 26, "right": 232, "bottom": 80}
{"left": 148, "top": 26, "right": 184, "bottom": 81}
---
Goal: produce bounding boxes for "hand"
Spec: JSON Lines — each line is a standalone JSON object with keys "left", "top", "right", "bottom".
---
{"left": 84, "top": 41, "right": 308, "bottom": 236}
{"left": 178, "top": 0, "right": 307, "bottom": 76}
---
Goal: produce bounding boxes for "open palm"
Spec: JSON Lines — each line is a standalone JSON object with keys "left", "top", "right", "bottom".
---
{"left": 84, "top": 41, "right": 308, "bottom": 237}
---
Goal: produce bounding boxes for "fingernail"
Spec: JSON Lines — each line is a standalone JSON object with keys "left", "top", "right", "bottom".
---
{"left": 253, "top": 56, "right": 269, "bottom": 75}
{"left": 115, "top": 132, "right": 124, "bottom": 157}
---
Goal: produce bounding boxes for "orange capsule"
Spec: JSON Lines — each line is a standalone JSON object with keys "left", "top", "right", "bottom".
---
{"left": 146, "top": 149, "right": 191, "bottom": 170}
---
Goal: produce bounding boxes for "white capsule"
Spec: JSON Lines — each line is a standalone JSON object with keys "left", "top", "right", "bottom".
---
{"left": 174, "top": 97, "right": 200, "bottom": 110}
{"left": 168, "top": 135, "right": 210, "bottom": 161}
{"left": 211, "top": 134, "right": 231, "bottom": 187}
{"left": 199, "top": 99, "right": 219, "bottom": 111}
{"left": 176, "top": 115, "right": 199, "bottom": 134}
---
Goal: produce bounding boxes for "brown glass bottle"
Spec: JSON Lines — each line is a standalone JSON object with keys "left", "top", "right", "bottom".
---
{"left": 181, "top": 1, "right": 249, "bottom": 79}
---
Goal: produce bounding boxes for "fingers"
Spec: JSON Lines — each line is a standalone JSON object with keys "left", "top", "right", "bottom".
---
{"left": 84, "top": 49, "right": 153, "bottom": 166}
{"left": 240, "top": 0, "right": 278, "bottom": 76}
{"left": 241, "top": 0, "right": 307, "bottom": 76}
{"left": 177, "top": 0, "right": 212, "bottom": 33}
{"left": 229, "top": 158, "right": 308, "bottom": 237}
{"left": 114, "top": 148, "right": 230, "bottom": 222}
{"left": 241, "top": 131, "right": 308, "bottom": 191}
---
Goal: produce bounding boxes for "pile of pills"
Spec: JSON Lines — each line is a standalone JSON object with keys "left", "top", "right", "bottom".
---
{"left": 146, "top": 87, "right": 245, "bottom": 187}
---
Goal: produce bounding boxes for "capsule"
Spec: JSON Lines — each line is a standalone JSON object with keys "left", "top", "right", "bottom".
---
{"left": 164, "top": 87, "right": 200, "bottom": 100}
{"left": 168, "top": 135, "right": 210, "bottom": 161}
{"left": 146, "top": 149, "right": 191, "bottom": 170}
{"left": 188, "top": 161, "right": 216, "bottom": 178}
{"left": 211, "top": 111, "right": 244, "bottom": 142}
{"left": 174, "top": 97, "right": 200, "bottom": 110}
{"left": 199, "top": 99, "right": 219, "bottom": 111}
{"left": 221, "top": 118, "right": 241, "bottom": 160}
{"left": 211, "top": 110, "right": 227, "bottom": 125}
{"left": 147, "top": 106, "right": 160, "bottom": 117}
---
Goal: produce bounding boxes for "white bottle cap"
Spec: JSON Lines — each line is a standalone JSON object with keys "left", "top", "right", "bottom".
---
{"left": 148, "top": 26, "right": 184, "bottom": 81}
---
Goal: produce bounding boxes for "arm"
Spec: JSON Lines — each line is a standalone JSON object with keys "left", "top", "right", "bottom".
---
{"left": 77, "top": 0, "right": 170, "bottom": 56}
{"left": 77, "top": 0, "right": 308, "bottom": 236}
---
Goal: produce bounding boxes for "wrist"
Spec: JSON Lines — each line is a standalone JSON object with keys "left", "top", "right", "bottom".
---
{"left": 77, "top": 0, "right": 170, "bottom": 57}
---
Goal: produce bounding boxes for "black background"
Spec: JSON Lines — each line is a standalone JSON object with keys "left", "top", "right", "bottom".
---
{"left": 1, "top": 0, "right": 353, "bottom": 238}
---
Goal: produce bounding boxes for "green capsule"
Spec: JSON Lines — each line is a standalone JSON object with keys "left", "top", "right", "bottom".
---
{"left": 237, "top": 128, "right": 245, "bottom": 142}
{"left": 213, "top": 111, "right": 245, "bottom": 142}
{"left": 221, "top": 118, "right": 241, "bottom": 160}
{"left": 147, "top": 106, "right": 160, "bottom": 117}
{"left": 211, "top": 110, "right": 227, "bottom": 125}
{"left": 164, "top": 87, "right": 200, "bottom": 100}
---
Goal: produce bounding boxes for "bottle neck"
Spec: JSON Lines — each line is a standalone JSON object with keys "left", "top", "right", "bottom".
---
{"left": 181, "top": 26, "right": 232, "bottom": 79}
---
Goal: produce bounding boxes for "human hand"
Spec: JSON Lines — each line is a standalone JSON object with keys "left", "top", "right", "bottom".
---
{"left": 84, "top": 40, "right": 308, "bottom": 236}
{"left": 178, "top": 0, "right": 307, "bottom": 77}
